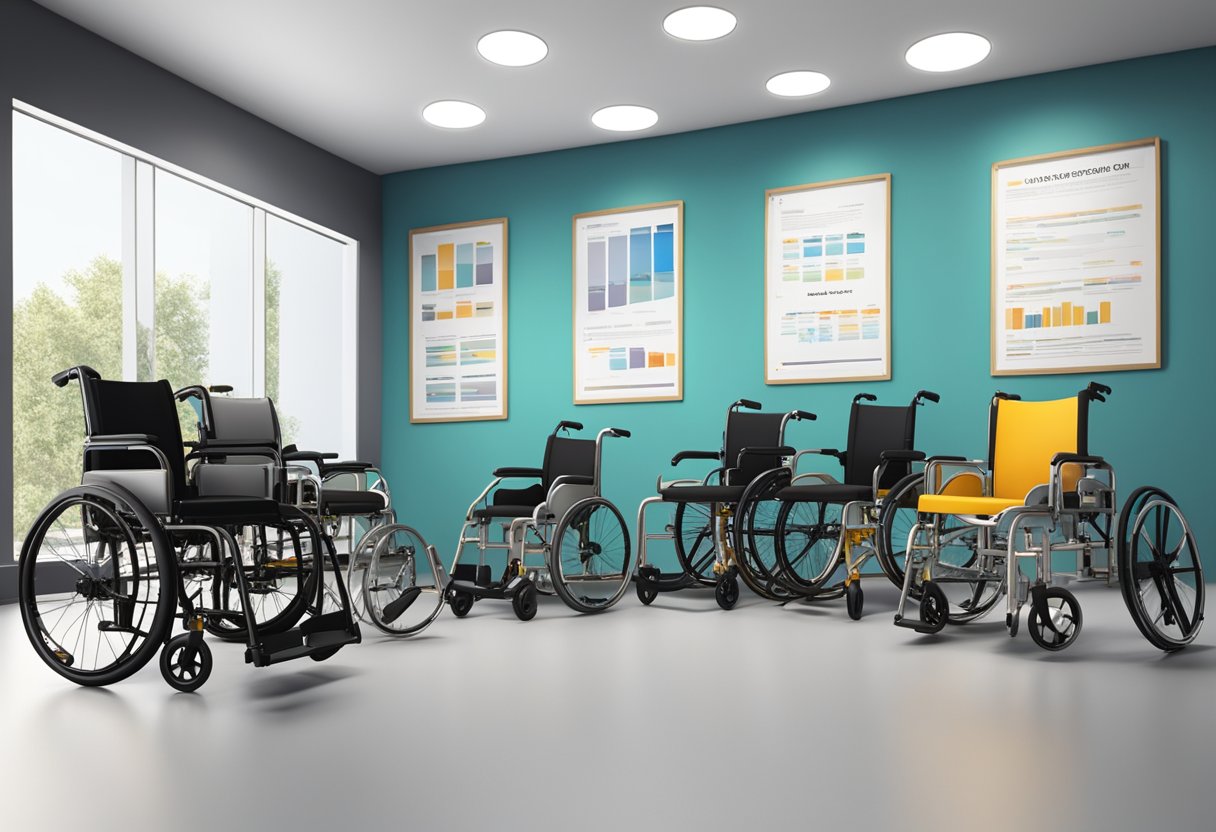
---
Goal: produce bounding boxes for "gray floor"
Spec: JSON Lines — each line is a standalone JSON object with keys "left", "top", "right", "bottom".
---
{"left": 1, "top": 579, "right": 1213, "bottom": 832}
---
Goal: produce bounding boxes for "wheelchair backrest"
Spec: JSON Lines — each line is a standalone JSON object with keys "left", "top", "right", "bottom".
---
{"left": 80, "top": 377, "right": 189, "bottom": 499}
{"left": 194, "top": 395, "right": 282, "bottom": 499}
{"left": 990, "top": 396, "right": 1084, "bottom": 500}
{"left": 724, "top": 411, "right": 786, "bottom": 485}
{"left": 206, "top": 396, "right": 280, "bottom": 448}
{"left": 542, "top": 435, "right": 597, "bottom": 487}
{"left": 844, "top": 402, "right": 916, "bottom": 488}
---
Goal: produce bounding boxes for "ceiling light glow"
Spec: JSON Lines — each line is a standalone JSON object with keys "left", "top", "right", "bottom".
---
{"left": 477, "top": 30, "right": 548, "bottom": 67}
{"left": 662, "top": 6, "right": 737, "bottom": 41}
{"left": 591, "top": 105, "right": 659, "bottom": 132}
{"left": 422, "top": 100, "right": 486, "bottom": 129}
{"left": 905, "top": 32, "right": 991, "bottom": 72}
{"left": 765, "top": 70, "right": 831, "bottom": 97}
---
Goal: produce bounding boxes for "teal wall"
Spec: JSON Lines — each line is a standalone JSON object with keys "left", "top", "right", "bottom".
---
{"left": 382, "top": 47, "right": 1216, "bottom": 576}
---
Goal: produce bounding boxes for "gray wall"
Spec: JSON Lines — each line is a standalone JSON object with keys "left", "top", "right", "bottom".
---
{"left": 0, "top": 0, "right": 383, "bottom": 600}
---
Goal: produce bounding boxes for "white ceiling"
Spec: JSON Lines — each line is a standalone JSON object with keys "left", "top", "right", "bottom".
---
{"left": 34, "top": 0, "right": 1216, "bottom": 174}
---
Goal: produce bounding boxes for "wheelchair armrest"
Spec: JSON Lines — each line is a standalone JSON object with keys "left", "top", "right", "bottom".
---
{"left": 736, "top": 446, "right": 796, "bottom": 463}
{"left": 320, "top": 461, "right": 375, "bottom": 477}
{"left": 201, "top": 438, "right": 279, "bottom": 449}
{"left": 880, "top": 450, "right": 926, "bottom": 462}
{"left": 1051, "top": 453, "right": 1106, "bottom": 467}
{"left": 493, "top": 467, "right": 543, "bottom": 479}
{"left": 671, "top": 450, "right": 720, "bottom": 467}
{"left": 283, "top": 449, "right": 340, "bottom": 462}
{"left": 550, "top": 475, "right": 593, "bottom": 487}
{"left": 87, "top": 433, "right": 159, "bottom": 446}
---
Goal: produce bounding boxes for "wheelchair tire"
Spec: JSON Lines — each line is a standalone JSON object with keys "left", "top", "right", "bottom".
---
{"left": 18, "top": 485, "right": 177, "bottom": 688}
{"left": 772, "top": 498, "right": 844, "bottom": 596}
{"left": 636, "top": 578, "right": 658, "bottom": 606}
{"left": 513, "top": 579, "right": 539, "bottom": 621}
{"left": 1118, "top": 488, "right": 1204, "bottom": 652}
{"left": 715, "top": 572, "right": 740, "bottom": 610}
{"left": 733, "top": 468, "right": 798, "bottom": 602}
{"left": 876, "top": 472, "right": 924, "bottom": 590}
{"left": 159, "top": 634, "right": 212, "bottom": 692}
{"left": 200, "top": 523, "right": 314, "bottom": 642}
{"left": 673, "top": 501, "right": 719, "bottom": 587}
{"left": 1027, "top": 586, "right": 1082, "bottom": 651}
{"left": 362, "top": 525, "right": 446, "bottom": 637}
{"left": 449, "top": 589, "right": 475, "bottom": 618}
{"left": 550, "top": 497, "right": 631, "bottom": 614}
{"left": 918, "top": 581, "right": 948, "bottom": 634}
{"left": 846, "top": 581, "right": 863, "bottom": 620}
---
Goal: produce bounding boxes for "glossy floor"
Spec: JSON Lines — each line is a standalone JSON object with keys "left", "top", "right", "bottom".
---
{"left": 1, "top": 580, "right": 1212, "bottom": 831}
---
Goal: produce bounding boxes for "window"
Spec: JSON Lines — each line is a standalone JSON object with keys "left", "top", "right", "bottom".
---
{"left": 10, "top": 103, "right": 359, "bottom": 552}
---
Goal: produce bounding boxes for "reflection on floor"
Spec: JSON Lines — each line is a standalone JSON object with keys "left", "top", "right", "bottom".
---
{"left": 1, "top": 580, "right": 1213, "bottom": 831}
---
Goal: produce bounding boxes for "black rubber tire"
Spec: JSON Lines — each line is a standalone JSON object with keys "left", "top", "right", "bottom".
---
{"left": 1027, "top": 586, "right": 1082, "bottom": 651}
{"left": 846, "top": 581, "right": 864, "bottom": 620}
{"left": 202, "top": 522, "right": 315, "bottom": 642}
{"left": 876, "top": 472, "right": 925, "bottom": 590}
{"left": 772, "top": 498, "right": 843, "bottom": 597}
{"left": 732, "top": 468, "right": 796, "bottom": 601}
{"left": 550, "top": 497, "right": 631, "bottom": 614}
{"left": 18, "top": 485, "right": 177, "bottom": 688}
{"left": 159, "top": 634, "right": 212, "bottom": 693}
{"left": 636, "top": 579, "right": 658, "bottom": 606}
{"left": 715, "top": 574, "right": 740, "bottom": 610}
{"left": 513, "top": 579, "right": 538, "bottom": 621}
{"left": 450, "top": 590, "right": 475, "bottom": 618}
{"left": 918, "top": 581, "right": 949, "bottom": 634}
{"left": 674, "top": 502, "right": 719, "bottom": 586}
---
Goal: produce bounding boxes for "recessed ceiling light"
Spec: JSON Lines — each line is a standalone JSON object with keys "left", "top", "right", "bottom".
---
{"left": 592, "top": 105, "right": 659, "bottom": 132}
{"left": 765, "top": 70, "right": 831, "bottom": 97}
{"left": 663, "top": 6, "right": 737, "bottom": 41}
{"left": 905, "top": 32, "right": 991, "bottom": 72}
{"left": 477, "top": 30, "right": 548, "bottom": 67}
{"left": 422, "top": 100, "right": 486, "bottom": 129}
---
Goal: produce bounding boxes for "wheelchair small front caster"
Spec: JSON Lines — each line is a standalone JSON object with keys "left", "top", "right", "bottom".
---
{"left": 1027, "top": 586, "right": 1082, "bottom": 651}
{"left": 918, "top": 581, "right": 948, "bottom": 634}
{"left": 512, "top": 579, "right": 538, "bottom": 621}
{"left": 846, "top": 581, "right": 864, "bottom": 620}
{"left": 715, "top": 574, "right": 739, "bottom": 610}
{"left": 449, "top": 589, "right": 475, "bottom": 618}
{"left": 636, "top": 567, "right": 659, "bottom": 606}
{"left": 159, "top": 634, "right": 212, "bottom": 693}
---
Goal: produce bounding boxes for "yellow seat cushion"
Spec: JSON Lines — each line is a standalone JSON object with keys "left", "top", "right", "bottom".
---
{"left": 917, "top": 494, "right": 1025, "bottom": 516}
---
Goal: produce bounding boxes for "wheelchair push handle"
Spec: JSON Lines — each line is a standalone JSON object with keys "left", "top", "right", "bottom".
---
{"left": 209, "top": 384, "right": 234, "bottom": 394}
{"left": 853, "top": 393, "right": 877, "bottom": 403}
{"left": 994, "top": 391, "right": 1022, "bottom": 401}
{"left": 555, "top": 420, "right": 584, "bottom": 434}
{"left": 791, "top": 410, "right": 816, "bottom": 421}
{"left": 1084, "top": 381, "right": 1112, "bottom": 403}
{"left": 608, "top": 427, "right": 631, "bottom": 439}
{"left": 736, "top": 398, "right": 762, "bottom": 411}
{"left": 51, "top": 365, "right": 100, "bottom": 388}
{"left": 915, "top": 390, "right": 941, "bottom": 404}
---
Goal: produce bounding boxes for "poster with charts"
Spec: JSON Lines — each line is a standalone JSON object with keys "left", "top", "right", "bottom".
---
{"left": 765, "top": 174, "right": 891, "bottom": 384}
{"left": 573, "top": 201, "right": 683, "bottom": 404}
{"left": 409, "top": 218, "right": 507, "bottom": 422}
{"left": 992, "top": 138, "right": 1160, "bottom": 376}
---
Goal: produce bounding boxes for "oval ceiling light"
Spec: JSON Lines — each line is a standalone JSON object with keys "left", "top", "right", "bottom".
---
{"left": 422, "top": 100, "right": 486, "bottom": 129}
{"left": 477, "top": 30, "right": 548, "bottom": 67}
{"left": 765, "top": 70, "right": 831, "bottom": 97}
{"left": 905, "top": 32, "right": 991, "bottom": 72}
{"left": 592, "top": 105, "right": 659, "bottom": 132}
{"left": 662, "top": 6, "right": 737, "bottom": 41}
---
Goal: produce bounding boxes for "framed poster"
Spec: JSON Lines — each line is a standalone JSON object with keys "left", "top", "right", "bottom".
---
{"left": 992, "top": 138, "right": 1160, "bottom": 376}
{"left": 409, "top": 218, "right": 508, "bottom": 422}
{"left": 764, "top": 174, "right": 891, "bottom": 384}
{"left": 572, "top": 200, "right": 683, "bottom": 404}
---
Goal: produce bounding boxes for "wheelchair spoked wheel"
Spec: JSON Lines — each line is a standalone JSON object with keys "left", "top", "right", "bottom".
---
{"left": 347, "top": 524, "right": 400, "bottom": 624}
{"left": 18, "top": 486, "right": 176, "bottom": 687}
{"left": 362, "top": 525, "right": 446, "bottom": 636}
{"left": 733, "top": 470, "right": 797, "bottom": 602}
{"left": 772, "top": 500, "right": 844, "bottom": 597}
{"left": 875, "top": 472, "right": 924, "bottom": 590}
{"left": 909, "top": 521, "right": 1002, "bottom": 625}
{"left": 1027, "top": 586, "right": 1082, "bottom": 651}
{"left": 550, "top": 497, "right": 631, "bottom": 614}
{"left": 1118, "top": 487, "right": 1205, "bottom": 652}
{"left": 199, "top": 524, "right": 314, "bottom": 642}
{"left": 674, "top": 502, "right": 719, "bottom": 587}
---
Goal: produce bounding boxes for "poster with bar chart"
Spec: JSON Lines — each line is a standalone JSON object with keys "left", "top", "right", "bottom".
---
{"left": 409, "top": 218, "right": 507, "bottom": 422}
{"left": 765, "top": 174, "right": 891, "bottom": 384}
{"left": 992, "top": 138, "right": 1159, "bottom": 375}
{"left": 573, "top": 201, "right": 682, "bottom": 404}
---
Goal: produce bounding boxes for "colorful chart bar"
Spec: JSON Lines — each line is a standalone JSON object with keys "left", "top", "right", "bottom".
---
{"left": 1007, "top": 301, "right": 1112, "bottom": 330}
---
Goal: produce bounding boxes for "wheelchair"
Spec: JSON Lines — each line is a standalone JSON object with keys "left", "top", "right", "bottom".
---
{"left": 888, "top": 383, "right": 1204, "bottom": 652}
{"left": 633, "top": 399, "right": 816, "bottom": 610}
{"left": 729, "top": 391, "right": 940, "bottom": 620}
{"left": 179, "top": 386, "right": 449, "bottom": 638}
{"left": 438, "top": 420, "right": 633, "bottom": 620}
{"left": 16, "top": 366, "right": 360, "bottom": 692}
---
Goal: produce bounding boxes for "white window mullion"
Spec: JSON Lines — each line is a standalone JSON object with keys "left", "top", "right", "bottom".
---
{"left": 120, "top": 156, "right": 137, "bottom": 381}
{"left": 135, "top": 161, "right": 156, "bottom": 379}
{"left": 253, "top": 208, "right": 267, "bottom": 396}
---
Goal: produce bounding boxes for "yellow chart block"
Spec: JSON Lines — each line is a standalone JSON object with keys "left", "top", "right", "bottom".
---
{"left": 1011, "top": 308, "right": 1025, "bottom": 330}
{"left": 1100, "top": 301, "right": 1111, "bottom": 323}
{"left": 825, "top": 268, "right": 845, "bottom": 281}
{"left": 438, "top": 243, "right": 454, "bottom": 291}
{"left": 436, "top": 311, "right": 453, "bottom": 321}
{"left": 456, "top": 301, "right": 473, "bottom": 319}
{"left": 1072, "top": 306, "right": 1085, "bottom": 326}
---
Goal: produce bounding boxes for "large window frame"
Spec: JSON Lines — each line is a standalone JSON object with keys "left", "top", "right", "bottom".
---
{"left": 12, "top": 98, "right": 360, "bottom": 454}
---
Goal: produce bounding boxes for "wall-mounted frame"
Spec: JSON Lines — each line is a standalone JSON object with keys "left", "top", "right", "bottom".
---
{"left": 764, "top": 174, "right": 891, "bottom": 384}
{"left": 572, "top": 200, "right": 683, "bottom": 404}
{"left": 991, "top": 138, "right": 1160, "bottom": 376}
{"left": 409, "top": 217, "right": 508, "bottom": 423}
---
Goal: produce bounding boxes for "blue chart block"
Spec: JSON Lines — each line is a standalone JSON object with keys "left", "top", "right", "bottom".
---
{"left": 476, "top": 243, "right": 494, "bottom": 286}
{"left": 629, "top": 227, "right": 652, "bottom": 303}
{"left": 608, "top": 235, "right": 628, "bottom": 307}
{"left": 421, "top": 254, "right": 437, "bottom": 292}
{"left": 456, "top": 243, "right": 474, "bottom": 288}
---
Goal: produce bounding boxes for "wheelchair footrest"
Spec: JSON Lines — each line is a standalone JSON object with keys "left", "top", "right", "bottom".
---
{"left": 893, "top": 615, "right": 939, "bottom": 635}
{"left": 632, "top": 566, "right": 701, "bottom": 593}
{"left": 452, "top": 563, "right": 493, "bottom": 586}
{"left": 246, "top": 612, "right": 360, "bottom": 666}
{"left": 381, "top": 587, "right": 422, "bottom": 623}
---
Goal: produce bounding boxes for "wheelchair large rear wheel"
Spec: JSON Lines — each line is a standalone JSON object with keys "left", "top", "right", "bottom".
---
{"left": 18, "top": 486, "right": 176, "bottom": 687}
{"left": 773, "top": 499, "right": 843, "bottom": 596}
{"left": 875, "top": 472, "right": 924, "bottom": 589}
{"left": 362, "top": 525, "right": 446, "bottom": 636}
{"left": 674, "top": 502, "right": 718, "bottom": 586}
{"left": 1119, "top": 487, "right": 1204, "bottom": 652}
{"left": 551, "top": 497, "right": 631, "bottom": 613}
{"left": 733, "top": 469, "right": 797, "bottom": 601}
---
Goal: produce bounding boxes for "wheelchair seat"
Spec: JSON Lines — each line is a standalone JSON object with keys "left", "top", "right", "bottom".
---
{"left": 775, "top": 482, "right": 873, "bottom": 504}
{"left": 658, "top": 484, "right": 746, "bottom": 502}
{"left": 478, "top": 433, "right": 596, "bottom": 522}
{"left": 175, "top": 495, "right": 286, "bottom": 524}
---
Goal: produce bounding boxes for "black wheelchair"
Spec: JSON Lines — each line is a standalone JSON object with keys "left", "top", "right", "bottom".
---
{"left": 729, "top": 391, "right": 940, "bottom": 619}
{"left": 16, "top": 367, "right": 360, "bottom": 692}
{"left": 633, "top": 399, "right": 815, "bottom": 610}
